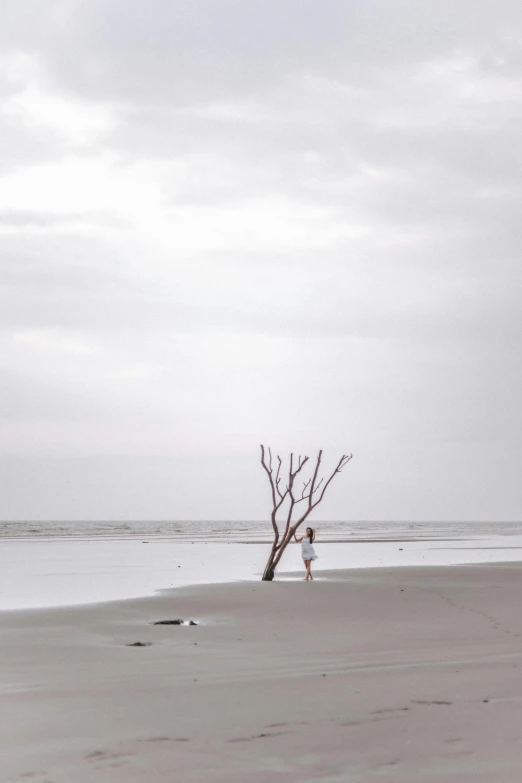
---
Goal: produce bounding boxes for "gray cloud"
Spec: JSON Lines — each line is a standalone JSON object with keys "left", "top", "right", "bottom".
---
{"left": 10, "top": 1, "right": 520, "bottom": 101}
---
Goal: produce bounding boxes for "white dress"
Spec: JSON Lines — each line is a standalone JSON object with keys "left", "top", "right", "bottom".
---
{"left": 301, "top": 539, "right": 318, "bottom": 561}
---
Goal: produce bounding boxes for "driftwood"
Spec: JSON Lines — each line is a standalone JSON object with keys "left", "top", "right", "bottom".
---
{"left": 260, "top": 445, "right": 352, "bottom": 581}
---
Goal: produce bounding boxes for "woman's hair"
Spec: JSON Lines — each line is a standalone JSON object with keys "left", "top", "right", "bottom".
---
{"left": 306, "top": 527, "right": 314, "bottom": 543}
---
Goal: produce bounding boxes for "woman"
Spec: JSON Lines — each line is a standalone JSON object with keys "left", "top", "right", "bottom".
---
{"left": 294, "top": 527, "right": 318, "bottom": 581}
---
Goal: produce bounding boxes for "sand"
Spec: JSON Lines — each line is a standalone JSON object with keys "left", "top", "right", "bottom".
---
{"left": 1, "top": 563, "right": 522, "bottom": 782}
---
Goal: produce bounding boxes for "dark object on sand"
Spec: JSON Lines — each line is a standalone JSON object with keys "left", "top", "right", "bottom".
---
{"left": 154, "top": 619, "right": 183, "bottom": 625}
{"left": 153, "top": 619, "right": 198, "bottom": 626}
{"left": 128, "top": 642, "right": 152, "bottom": 647}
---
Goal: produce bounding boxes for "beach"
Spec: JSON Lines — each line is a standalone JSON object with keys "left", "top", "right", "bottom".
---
{"left": 2, "top": 562, "right": 522, "bottom": 782}
{"left": 4, "top": 1, "right": 522, "bottom": 780}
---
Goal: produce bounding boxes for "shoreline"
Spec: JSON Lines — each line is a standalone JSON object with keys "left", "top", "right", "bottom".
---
{"left": 1, "top": 556, "right": 522, "bottom": 616}
{"left": 2, "top": 563, "right": 522, "bottom": 781}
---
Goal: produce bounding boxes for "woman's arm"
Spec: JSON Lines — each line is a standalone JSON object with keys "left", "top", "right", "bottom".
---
{"left": 294, "top": 533, "right": 303, "bottom": 542}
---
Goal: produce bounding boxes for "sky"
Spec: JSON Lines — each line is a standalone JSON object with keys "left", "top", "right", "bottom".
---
{"left": 1, "top": 0, "right": 521, "bottom": 522}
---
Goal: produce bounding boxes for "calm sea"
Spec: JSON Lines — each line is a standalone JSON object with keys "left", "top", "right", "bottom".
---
{"left": 2, "top": 519, "right": 522, "bottom": 541}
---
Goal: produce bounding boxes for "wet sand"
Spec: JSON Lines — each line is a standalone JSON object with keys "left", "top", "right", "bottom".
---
{"left": 1, "top": 563, "right": 522, "bottom": 782}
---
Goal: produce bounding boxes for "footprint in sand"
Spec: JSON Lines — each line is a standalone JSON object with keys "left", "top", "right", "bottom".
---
{"left": 412, "top": 700, "right": 452, "bottom": 706}
{"left": 226, "top": 731, "right": 290, "bottom": 743}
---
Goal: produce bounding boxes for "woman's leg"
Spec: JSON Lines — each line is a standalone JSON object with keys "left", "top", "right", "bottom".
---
{"left": 308, "top": 560, "right": 314, "bottom": 580}
{"left": 304, "top": 560, "right": 312, "bottom": 580}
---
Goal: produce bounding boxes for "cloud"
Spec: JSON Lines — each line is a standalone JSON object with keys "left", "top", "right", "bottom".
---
{"left": 1, "top": 1, "right": 522, "bottom": 518}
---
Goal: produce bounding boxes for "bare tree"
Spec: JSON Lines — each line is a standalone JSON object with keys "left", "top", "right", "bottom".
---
{"left": 260, "top": 445, "right": 353, "bottom": 581}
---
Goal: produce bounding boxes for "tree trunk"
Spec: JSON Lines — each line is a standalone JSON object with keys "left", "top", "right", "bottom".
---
{"left": 261, "top": 535, "right": 291, "bottom": 581}
{"left": 262, "top": 544, "right": 278, "bottom": 580}
{"left": 262, "top": 562, "right": 275, "bottom": 581}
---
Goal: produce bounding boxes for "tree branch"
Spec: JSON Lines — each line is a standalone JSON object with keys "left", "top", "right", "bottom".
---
{"left": 295, "top": 476, "right": 324, "bottom": 503}
{"left": 260, "top": 445, "right": 289, "bottom": 545}
{"left": 308, "top": 450, "right": 322, "bottom": 508}
{"left": 277, "top": 453, "right": 310, "bottom": 547}
{"left": 312, "top": 454, "right": 353, "bottom": 509}
{"left": 260, "top": 444, "right": 276, "bottom": 508}
{"left": 275, "top": 455, "right": 284, "bottom": 499}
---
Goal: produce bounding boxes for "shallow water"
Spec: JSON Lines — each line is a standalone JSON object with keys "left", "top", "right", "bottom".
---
{"left": 1, "top": 521, "right": 522, "bottom": 610}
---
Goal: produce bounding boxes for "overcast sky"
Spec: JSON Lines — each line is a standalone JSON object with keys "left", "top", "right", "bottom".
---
{"left": 1, "top": 0, "right": 521, "bottom": 522}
